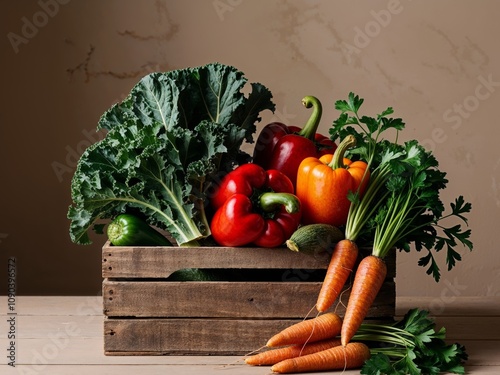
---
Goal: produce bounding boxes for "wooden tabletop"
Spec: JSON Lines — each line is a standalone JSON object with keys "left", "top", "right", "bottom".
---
{"left": 0, "top": 296, "right": 498, "bottom": 374}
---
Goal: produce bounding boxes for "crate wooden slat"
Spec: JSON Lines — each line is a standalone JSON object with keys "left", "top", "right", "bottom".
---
{"left": 102, "top": 243, "right": 396, "bottom": 278}
{"left": 103, "top": 280, "right": 395, "bottom": 318}
{"left": 102, "top": 245, "right": 331, "bottom": 278}
{"left": 104, "top": 318, "right": 299, "bottom": 355}
{"left": 102, "top": 241, "right": 396, "bottom": 355}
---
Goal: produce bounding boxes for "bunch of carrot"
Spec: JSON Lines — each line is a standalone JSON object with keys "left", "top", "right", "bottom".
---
{"left": 245, "top": 312, "right": 370, "bottom": 373}
{"left": 245, "top": 309, "right": 468, "bottom": 374}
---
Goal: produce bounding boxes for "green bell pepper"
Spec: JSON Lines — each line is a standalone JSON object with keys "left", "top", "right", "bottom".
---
{"left": 107, "top": 214, "right": 172, "bottom": 246}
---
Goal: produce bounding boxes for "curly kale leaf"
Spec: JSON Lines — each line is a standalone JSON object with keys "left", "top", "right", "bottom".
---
{"left": 68, "top": 63, "right": 274, "bottom": 245}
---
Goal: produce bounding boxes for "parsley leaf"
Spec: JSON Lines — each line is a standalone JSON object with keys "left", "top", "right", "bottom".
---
{"left": 361, "top": 353, "right": 398, "bottom": 375}
{"left": 357, "top": 309, "right": 468, "bottom": 375}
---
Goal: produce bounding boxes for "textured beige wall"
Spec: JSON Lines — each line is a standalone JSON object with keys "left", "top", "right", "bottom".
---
{"left": 1, "top": 0, "right": 498, "bottom": 298}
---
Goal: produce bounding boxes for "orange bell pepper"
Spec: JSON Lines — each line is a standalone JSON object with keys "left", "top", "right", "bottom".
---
{"left": 296, "top": 135, "right": 370, "bottom": 227}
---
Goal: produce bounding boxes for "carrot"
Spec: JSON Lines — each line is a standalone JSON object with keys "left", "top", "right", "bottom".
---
{"left": 341, "top": 255, "right": 387, "bottom": 346}
{"left": 271, "top": 342, "right": 371, "bottom": 373}
{"left": 316, "top": 239, "right": 359, "bottom": 313}
{"left": 245, "top": 338, "right": 341, "bottom": 366}
{"left": 266, "top": 312, "right": 342, "bottom": 347}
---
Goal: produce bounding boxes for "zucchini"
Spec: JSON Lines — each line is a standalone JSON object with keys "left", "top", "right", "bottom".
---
{"left": 107, "top": 214, "right": 172, "bottom": 246}
{"left": 167, "top": 268, "right": 222, "bottom": 281}
{"left": 286, "top": 224, "right": 344, "bottom": 254}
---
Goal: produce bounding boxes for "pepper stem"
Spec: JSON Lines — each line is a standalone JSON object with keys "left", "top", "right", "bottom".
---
{"left": 259, "top": 192, "right": 301, "bottom": 214}
{"left": 328, "top": 135, "right": 357, "bottom": 169}
{"left": 106, "top": 222, "right": 123, "bottom": 244}
{"left": 297, "top": 96, "right": 322, "bottom": 140}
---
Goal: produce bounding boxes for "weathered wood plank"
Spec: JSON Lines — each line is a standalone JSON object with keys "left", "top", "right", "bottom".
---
{"left": 1, "top": 337, "right": 498, "bottom": 365}
{"left": 0, "top": 315, "right": 102, "bottom": 338}
{"left": 103, "top": 280, "right": 395, "bottom": 319}
{"left": 102, "top": 242, "right": 396, "bottom": 278}
{"left": 0, "top": 363, "right": 369, "bottom": 375}
{"left": 0, "top": 295, "right": 103, "bottom": 316}
{"left": 104, "top": 318, "right": 294, "bottom": 355}
{"left": 2, "top": 313, "right": 495, "bottom": 344}
{"left": 0, "top": 295, "right": 489, "bottom": 318}
{"left": 3, "top": 365, "right": 498, "bottom": 375}
{"left": 102, "top": 243, "right": 329, "bottom": 278}
{"left": 0, "top": 296, "right": 494, "bottom": 317}
{"left": 103, "top": 316, "right": 500, "bottom": 355}
{"left": 104, "top": 317, "right": 397, "bottom": 355}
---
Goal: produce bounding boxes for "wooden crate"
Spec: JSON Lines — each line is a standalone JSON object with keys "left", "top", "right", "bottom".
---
{"left": 102, "top": 242, "right": 395, "bottom": 355}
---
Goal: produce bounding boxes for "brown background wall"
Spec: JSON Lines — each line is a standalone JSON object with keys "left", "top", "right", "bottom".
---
{"left": 1, "top": 0, "right": 498, "bottom": 298}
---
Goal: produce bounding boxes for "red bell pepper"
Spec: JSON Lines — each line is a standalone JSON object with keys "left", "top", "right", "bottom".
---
{"left": 210, "top": 163, "right": 301, "bottom": 247}
{"left": 252, "top": 96, "right": 337, "bottom": 187}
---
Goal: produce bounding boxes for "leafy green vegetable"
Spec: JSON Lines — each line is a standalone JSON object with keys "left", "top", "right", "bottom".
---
{"left": 330, "top": 93, "right": 472, "bottom": 281}
{"left": 356, "top": 309, "right": 468, "bottom": 375}
{"left": 68, "top": 63, "right": 274, "bottom": 246}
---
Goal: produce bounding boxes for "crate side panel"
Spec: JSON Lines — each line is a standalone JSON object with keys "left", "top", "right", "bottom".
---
{"left": 104, "top": 318, "right": 298, "bottom": 355}
{"left": 103, "top": 280, "right": 395, "bottom": 319}
{"left": 104, "top": 316, "right": 396, "bottom": 356}
{"left": 104, "top": 281, "right": 320, "bottom": 319}
{"left": 102, "top": 244, "right": 332, "bottom": 278}
{"left": 102, "top": 243, "right": 396, "bottom": 279}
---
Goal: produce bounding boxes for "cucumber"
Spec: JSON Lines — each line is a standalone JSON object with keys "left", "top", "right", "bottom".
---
{"left": 286, "top": 224, "right": 344, "bottom": 254}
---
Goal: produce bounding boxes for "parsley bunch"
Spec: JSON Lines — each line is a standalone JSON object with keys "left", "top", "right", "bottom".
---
{"left": 330, "top": 93, "right": 473, "bottom": 281}
{"left": 355, "top": 309, "right": 468, "bottom": 375}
